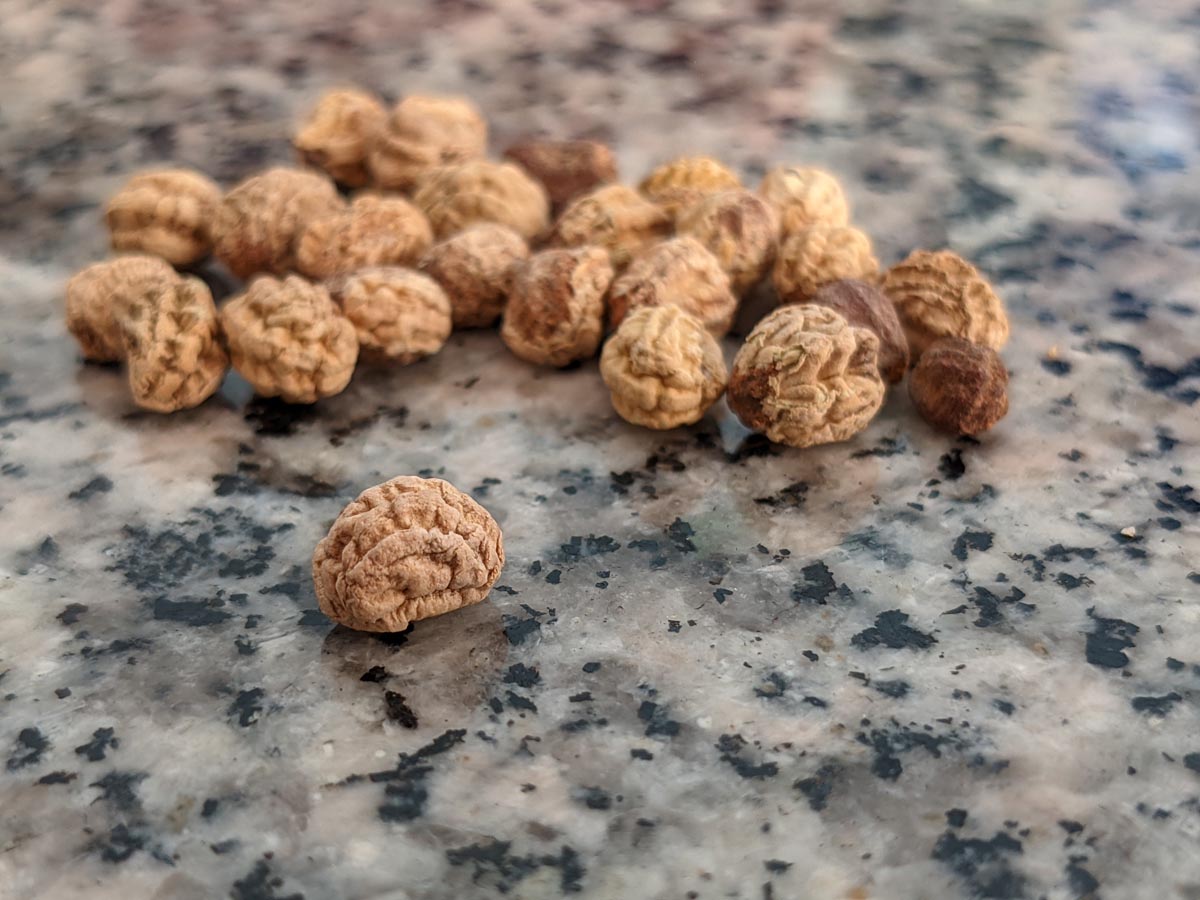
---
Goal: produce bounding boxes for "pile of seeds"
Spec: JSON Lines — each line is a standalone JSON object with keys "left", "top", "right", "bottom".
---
{"left": 65, "top": 88, "right": 1010, "bottom": 443}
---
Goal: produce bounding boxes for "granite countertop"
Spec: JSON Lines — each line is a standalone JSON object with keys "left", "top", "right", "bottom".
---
{"left": 2, "top": 1, "right": 1199, "bottom": 898}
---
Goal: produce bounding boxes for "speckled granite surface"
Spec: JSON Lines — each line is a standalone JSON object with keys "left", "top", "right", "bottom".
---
{"left": 2, "top": 1, "right": 1199, "bottom": 898}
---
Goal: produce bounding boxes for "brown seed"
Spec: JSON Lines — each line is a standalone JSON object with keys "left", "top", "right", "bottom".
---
{"left": 675, "top": 189, "right": 778, "bottom": 297}
{"left": 639, "top": 156, "right": 741, "bottom": 218}
{"left": 312, "top": 475, "right": 504, "bottom": 633}
{"left": 908, "top": 337, "right": 1009, "bottom": 435}
{"left": 213, "top": 168, "right": 343, "bottom": 279}
{"left": 220, "top": 275, "right": 358, "bottom": 403}
{"left": 758, "top": 166, "right": 850, "bottom": 236}
{"left": 413, "top": 160, "right": 550, "bottom": 242}
{"left": 883, "top": 249, "right": 1009, "bottom": 359}
{"left": 419, "top": 224, "right": 530, "bottom": 329}
{"left": 608, "top": 237, "right": 738, "bottom": 337}
{"left": 65, "top": 255, "right": 180, "bottom": 362}
{"left": 501, "top": 247, "right": 614, "bottom": 367}
{"left": 808, "top": 279, "right": 909, "bottom": 384}
{"left": 368, "top": 95, "right": 488, "bottom": 192}
{"left": 503, "top": 139, "right": 618, "bottom": 212}
{"left": 294, "top": 195, "right": 433, "bottom": 280}
{"left": 772, "top": 224, "right": 879, "bottom": 305}
{"left": 120, "top": 277, "right": 228, "bottom": 413}
{"left": 104, "top": 169, "right": 222, "bottom": 266}
{"left": 292, "top": 88, "right": 388, "bottom": 188}
{"left": 326, "top": 267, "right": 451, "bottom": 365}
{"left": 600, "top": 305, "right": 727, "bottom": 430}
{"left": 549, "top": 184, "right": 672, "bottom": 271}
{"left": 728, "top": 304, "right": 885, "bottom": 448}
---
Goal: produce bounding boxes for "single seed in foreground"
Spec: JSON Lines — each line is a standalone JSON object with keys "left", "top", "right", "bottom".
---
{"left": 312, "top": 476, "right": 505, "bottom": 633}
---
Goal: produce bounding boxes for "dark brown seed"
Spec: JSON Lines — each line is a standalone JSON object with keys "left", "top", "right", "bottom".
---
{"left": 908, "top": 337, "right": 1009, "bottom": 435}
{"left": 503, "top": 139, "right": 618, "bottom": 212}
{"left": 809, "top": 279, "right": 909, "bottom": 384}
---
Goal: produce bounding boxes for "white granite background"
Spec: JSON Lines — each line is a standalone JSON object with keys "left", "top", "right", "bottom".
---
{"left": 1, "top": 1, "right": 1199, "bottom": 898}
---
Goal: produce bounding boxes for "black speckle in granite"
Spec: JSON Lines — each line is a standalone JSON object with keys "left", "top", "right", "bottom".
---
{"left": 1058, "top": 819, "right": 1084, "bottom": 834}
{"left": 1043, "top": 544, "right": 1097, "bottom": 563}
{"left": 230, "top": 860, "right": 305, "bottom": 900}
{"left": 753, "top": 481, "right": 809, "bottom": 508}
{"left": 713, "top": 587, "right": 733, "bottom": 604}
{"left": 297, "top": 608, "right": 327, "bottom": 628}
{"left": 667, "top": 518, "right": 697, "bottom": 552}
{"left": 630, "top": 748, "right": 653, "bottom": 760}
{"left": 1158, "top": 516, "right": 1182, "bottom": 530}
{"left": 1130, "top": 693, "right": 1182, "bottom": 717}
{"left": 858, "top": 722, "right": 964, "bottom": 780}
{"left": 1054, "top": 572, "right": 1092, "bottom": 590}
{"left": 953, "top": 177, "right": 1015, "bottom": 221}
{"left": 111, "top": 510, "right": 292, "bottom": 596}
{"left": 384, "top": 691, "right": 419, "bottom": 728}
{"left": 235, "top": 635, "right": 257, "bottom": 655}
{"left": 90, "top": 771, "right": 147, "bottom": 813}
{"left": 1183, "top": 753, "right": 1200, "bottom": 774}
{"left": 1041, "top": 358, "right": 1072, "bottom": 376}
{"left": 723, "top": 432, "right": 780, "bottom": 462}
{"left": 932, "top": 830, "right": 1026, "bottom": 900}
{"left": 201, "top": 798, "right": 220, "bottom": 818}
{"left": 716, "top": 733, "right": 778, "bottom": 780}
{"left": 36, "top": 536, "right": 60, "bottom": 561}
{"left": 152, "top": 595, "right": 234, "bottom": 626}
{"left": 755, "top": 672, "right": 788, "bottom": 699}
{"left": 582, "top": 662, "right": 601, "bottom": 673}
{"left": 839, "top": 10, "right": 904, "bottom": 37}
{"left": 211, "top": 839, "right": 240, "bottom": 855}
{"left": 667, "top": 619, "right": 682, "bottom": 633}
{"left": 569, "top": 692, "right": 592, "bottom": 702}
{"left": 0, "top": 402, "right": 83, "bottom": 427}
{"left": 874, "top": 680, "right": 911, "bottom": 698}
{"left": 993, "top": 700, "right": 1016, "bottom": 716}
{"left": 7, "top": 727, "right": 50, "bottom": 770}
{"left": 1092, "top": 342, "right": 1200, "bottom": 400}
{"left": 952, "top": 529, "right": 994, "bottom": 562}
{"left": 575, "top": 786, "right": 612, "bottom": 810}
{"left": 637, "top": 700, "right": 681, "bottom": 738}
{"left": 794, "top": 763, "right": 841, "bottom": 811}
{"left": 228, "top": 688, "right": 265, "bottom": 727}
{"left": 68, "top": 475, "right": 113, "bottom": 501}
{"left": 851, "top": 436, "right": 908, "bottom": 458}
{"left": 947, "top": 809, "right": 969, "bottom": 828}
{"left": 445, "top": 839, "right": 585, "bottom": 895}
{"left": 503, "top": 663, "right": 540, "bottom": 688}
{"left": 971, "top": 586, "right": 1034, "bottom": 628}
{"left": 791, "top": 560, "right": 851, "bottom": 605}
{"left": 852, "top": 611, "right": 937, "bottom": 651}
{"left": 609, "top": 470, "right": 636, "bottom": 493}
{"left": 243, "top": 398, "right": 318, "bottom": 437}
{"left": 545, "top": 569, "right": 562, "bottom": 584}
{"left": 1165, "top": 658, "right": 1185, "bottom": 671}
{"left": 1066, "top": 858, "right": 1100, "bottom": 896}
{"left": 1157, "top": 482, "right": 1199, "bottom": 515}
{"left": 842, "top": 528, "right": 912, "bottom": 567}
{"left": 555, "top": 535, "right": 621, "bottom": 561}
{"left": 502, "top": 605, "right": 555, "bottom": 645}
{"left": 505, "top": 691, "right": 537, "bottom": 713}
{"left": 91, "top": 823, "right": 147, "bottom": 865}
{"left": 55, "top": 687, "right": 71, "bottom": 698}
{"left": 37, "top": 770, "right": 77, "bottom": 785}
{"left": 75, "top": 727, "right": 118, "bottom": 762}
{"left": 57, "top": 603, "right": 88, "bottom": 625}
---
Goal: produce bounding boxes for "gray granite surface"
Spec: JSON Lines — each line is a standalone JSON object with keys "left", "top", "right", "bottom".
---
{"left": 2, "top": 1, "right": 1199, "bottom": 898}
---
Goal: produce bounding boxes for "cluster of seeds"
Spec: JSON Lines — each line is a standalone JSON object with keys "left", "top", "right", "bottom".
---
{"left": 66, "top": 88, "right": 1010, "bottom": 442}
